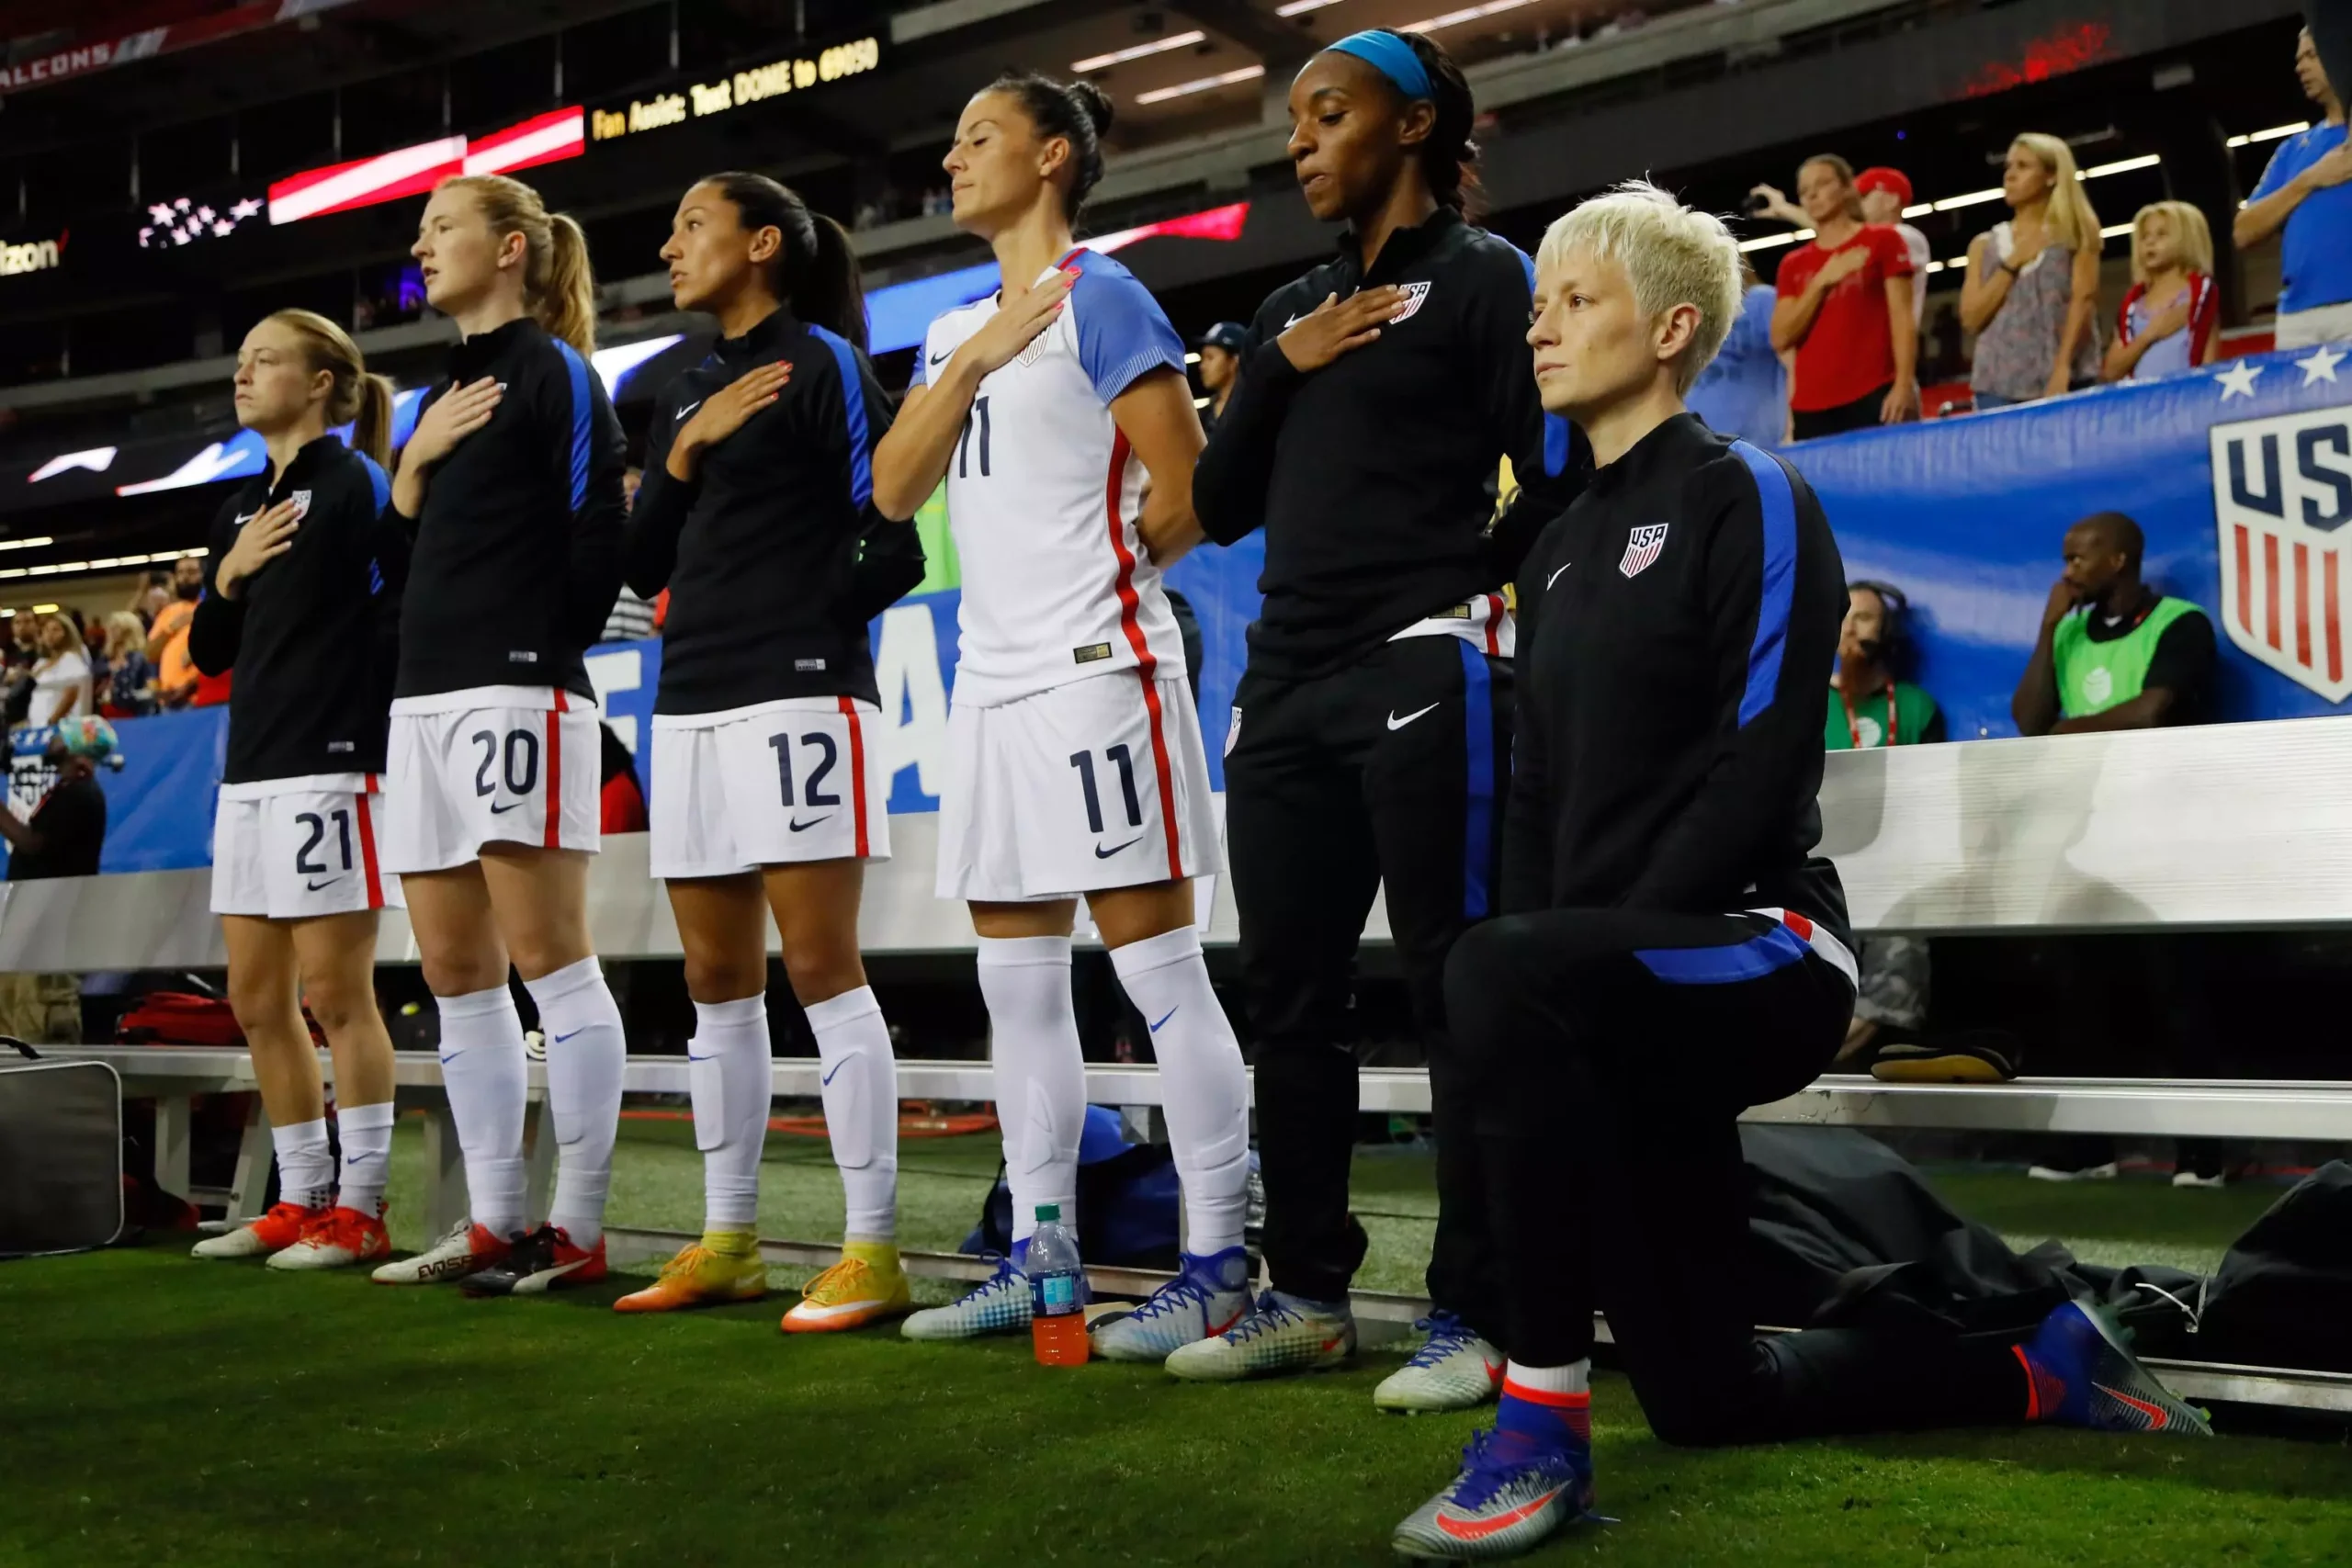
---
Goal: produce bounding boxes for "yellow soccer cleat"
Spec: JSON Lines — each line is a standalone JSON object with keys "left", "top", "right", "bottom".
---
{"left": 781, "top": 1239, "right": 912, "bottom": 1334}
{"left": 613, "top": 1234, "right": 768, "bottom": 1314}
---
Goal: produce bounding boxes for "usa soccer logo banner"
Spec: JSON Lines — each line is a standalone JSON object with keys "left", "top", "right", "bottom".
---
{"left": 2212, "top": 407, "right": 2352, "bottom": 703}
{"left": 1619, "top": 524, "right": 1668, "bottom": 579}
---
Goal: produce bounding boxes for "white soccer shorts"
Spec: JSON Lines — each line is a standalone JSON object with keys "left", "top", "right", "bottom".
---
{"left": 649, "top": 697, "right": 891, "bottom": 879}
{"left": 381, "top": 687, "right": 601, "bottom": 874}
{"left": 210, "top": 774, "right": 402, "bottom": 919}
{"left": 937, "top": 668, "right": 1221, "bottom": 903}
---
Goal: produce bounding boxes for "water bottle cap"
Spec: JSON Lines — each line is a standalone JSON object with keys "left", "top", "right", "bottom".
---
{"left": 1035, "top": 1202, "right": 1060, "bottom": 1223}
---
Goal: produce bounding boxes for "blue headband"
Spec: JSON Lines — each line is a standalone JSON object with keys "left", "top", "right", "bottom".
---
{"left": 1326, "top": 30, "right": 1432, "bottom": 102}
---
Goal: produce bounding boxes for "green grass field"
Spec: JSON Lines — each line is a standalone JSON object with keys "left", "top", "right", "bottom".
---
{"left": 3, "top": 1122, "right": 2347, "bottom": 1567}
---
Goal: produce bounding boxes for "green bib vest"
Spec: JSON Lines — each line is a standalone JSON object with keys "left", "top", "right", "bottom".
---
{"left": 1824, "top": 679, "right": 1937, "bottom": 750}
{"left": 2052, "top": 596, "right": 2198, "bottom": 718}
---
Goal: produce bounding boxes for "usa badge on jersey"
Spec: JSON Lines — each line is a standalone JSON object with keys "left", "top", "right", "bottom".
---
{"left": 288, "top": 489, "right": 312, "bottom": 521}
{"left": 1619, "top": 524, "right": 1668, "bottom": 578}
{"left": 1387, "top": 280, "right": 1432, "bottom": 323}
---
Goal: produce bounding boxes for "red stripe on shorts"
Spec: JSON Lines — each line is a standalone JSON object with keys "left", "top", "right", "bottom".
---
{"left": 354, "top": 791, "right": 384, "bottom": 909}
{"left": 838, "top": 694, "right": 870, "bottom": 859}
{"left": 544, "top": 690, "right": 568, "bottom": 850}
{"left": 1101, "top": 430, "right": 1182, "bottom": 880}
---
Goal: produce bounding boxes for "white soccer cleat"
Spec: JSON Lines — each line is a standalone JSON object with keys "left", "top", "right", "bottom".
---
{"left": 369, "top": 1217, "right": 513, "bottom": 1285}
{"left": 190, "top": 1201, "right": 320, "bottom": 1259}
{"left": 1375, "top": 1312, "right": 1506, "bottom": 1414}
{"left": 1089, "top": 1246, "right": 1250, "bottom": 1363}
{"left": 1161, "top": 1290, "right": 1355, "bottom": 1382}
{"left": 900, "top": 1253, "right": 1032, "bottom": 1341}
{"left": 266, "top": 1206, "right": 391, "bottom": 1271}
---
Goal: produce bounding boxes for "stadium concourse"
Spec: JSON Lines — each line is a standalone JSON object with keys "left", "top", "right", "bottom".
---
{"left": 4, "top": 0, "right": 2352, "bottom": 1564}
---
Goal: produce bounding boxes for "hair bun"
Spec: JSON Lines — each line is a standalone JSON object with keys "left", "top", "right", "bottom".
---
{"left": 1067, "top": 78, "right": 1115, "bottom": 138}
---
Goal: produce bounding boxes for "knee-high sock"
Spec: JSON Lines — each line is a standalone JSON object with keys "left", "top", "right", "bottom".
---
{"left": 272, "top": 1118, "right": 334, "bottom": 1213}
{"left": 807, "top": 986, "right": 899, "bottom": 1242}
{"left": 435, "top": 985, "right": 529, "bottom": 1237}
{"left": 334, "top": 1100, "right": 396, "bottom": 1219}
{"left": 689, "top": 995, "right": 771, "bottom": 1234}
{"left": 975, "top": 935, "right": 1084, "bottom": 1247}
{"left": 526, "top": 956, "right": 627, "bottom": 1247}
{"left": 1110, "top": 926, "right": 1250, "bottom": 1255}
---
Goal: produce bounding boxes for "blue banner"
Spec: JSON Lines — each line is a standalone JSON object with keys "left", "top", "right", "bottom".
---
{"left": 1790, "top": 347, "right": 2352, "bottom": 739}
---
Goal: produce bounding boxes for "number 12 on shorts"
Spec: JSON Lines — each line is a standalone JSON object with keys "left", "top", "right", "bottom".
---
{"left": 768, "top": 730, "right": 841, "bottom": 817}
{"left": 1069, "top": 745, "right": 1142, "bottom": 835}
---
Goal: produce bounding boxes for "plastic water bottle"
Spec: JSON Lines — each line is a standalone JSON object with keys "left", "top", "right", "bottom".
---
{"left": 1027, "top": 1203, "right": 1089, "bottom": 1366}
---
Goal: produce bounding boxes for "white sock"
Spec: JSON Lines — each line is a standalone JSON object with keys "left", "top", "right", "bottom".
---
{"left": 272, "top": 1117, "right": 334, "bottom": 1211}
{"left": 975, "top": 935, "right": 1084, "bottom": 1246}
{"left": 335, "top": 1100, "right": 396, "bottom": 1218}
{"left": 1109, "top": 926, "right": 1250, "bottom": 1256}
{"left": 807, "top": 985, "right": 899, "bottom": 1242}
{"left": 1504, "top": 1359, "right": 1590, "bottom": 1395}
{"left": 689, "top": 995, "right": 771, "bottom": 1233}
{"left": 434, "top": 985, "right": 529, "bottom": 1236}
{"left": 526, "top": 955, "right": 627, "bottom": 1247}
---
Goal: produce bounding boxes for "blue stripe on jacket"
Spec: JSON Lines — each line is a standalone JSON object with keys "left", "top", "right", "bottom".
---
{"left": 553, "top": 340, "right": 593, "bottom": 513}
{"left": 809, "top": 325, "right": 874, "bottom": 509}
{"left": 1728, "top": 439, "right": 1797, "bottom": 728}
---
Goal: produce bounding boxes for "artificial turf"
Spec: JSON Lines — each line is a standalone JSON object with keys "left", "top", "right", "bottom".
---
{"left": 5, "top": 1241, "right": 2349, "bottom": 1567}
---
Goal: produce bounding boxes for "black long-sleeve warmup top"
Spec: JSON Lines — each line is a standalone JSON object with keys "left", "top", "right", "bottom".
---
{"left": 394, "top": 317, "right": 627, "bottom": 701}
{"left": 1192, "top": 207, "right": 1590, "bottom": 678}
{"left": 627, "top": 308, "right": 921, "bottom": 715}
{"left": 1505, "top": 414, "right": 1852, "bottom": 944}
{"left": 189, "top": 435, "right": 407, "bottom": 783}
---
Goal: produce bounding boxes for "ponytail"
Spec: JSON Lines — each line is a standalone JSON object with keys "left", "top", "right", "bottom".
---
{"left": 262, "top": 308, "right": 391, "bottom": 467}
{"left": 438, "top": 175, "right": 598, "bottom": 355}
{"left": 983, "top": 72, "right": 1114, "bottom": 220}
{"left": 541, "top": 212, "right": 598, "bottom": 355}
{"left": 1394, "top": 31, "right": 1479, "bottom": 217}
{"left": 698, "top": 171, "right": 868, "bottom": 349}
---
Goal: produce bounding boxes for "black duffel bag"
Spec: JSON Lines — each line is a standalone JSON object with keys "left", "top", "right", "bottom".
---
{"left": 0, "top": 1038, "right": 124, "bottom": 1257}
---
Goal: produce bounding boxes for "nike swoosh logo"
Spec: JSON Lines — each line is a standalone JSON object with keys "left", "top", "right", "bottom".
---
{"left": 929, "top": 349, "right": 950, "bottom": 366}
{"left": 685, "top": 1053, "right": 715, "bottom": 1062}
{"left": 789, "top": 814, "right": 832, "bottom": 831}
{"left": 676, "top": 399, "right": 702, "bottom": 420}
{"left": 2095, "top": 1382, "right": 2171, "bottom": 1430}
{"left": 1320, "top": 1335, "right": 1348, "bottom": 1353}
{"left": 1283, "top": 312, "right": 1307, "bottom": 330}
{"left": 233, "top": 512, "right": 258, "bottom": 527}
{"left": 438, "top": 1051, "right": 461, "bottom": 1065}
{"left": 1387, "top": 704, "right": 1439, "bottom": 730}
{"left": 1546, "top": 561, "right": 1572, "bottom": 590}
{"left": 489, "top": 801, "right": 521, "bottom": 814}
{"left": 1094, "top": 836, "right": 1142, "bottom": 858}
{"left": 1149, "top": 1006, "right": 1178, "bottom": 1033}
{"left": 820, "top": 1061, "right": 845, "bottom": 1086}
{"left": 305, "top": 876, "right": 343, "bottom": 891}
{"left": 552, "top": 1028, "right": 584, "bottom": 1043}
{"left": 1436, "top": 1485, "right": 1569, "bottom": 1541}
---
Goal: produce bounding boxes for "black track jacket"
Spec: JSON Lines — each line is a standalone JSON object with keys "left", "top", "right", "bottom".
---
{"left": 1193, "top": 207, "right": 1589, "bottom": 680}
{"left": 189, "top": 435, "right": 406, "bottom": 783}
{"left": 1505, "top": 414, "right": 1850, "bottom": 941}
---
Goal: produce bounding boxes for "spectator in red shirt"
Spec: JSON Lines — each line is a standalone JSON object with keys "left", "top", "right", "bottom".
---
{"left": 1770, "top": 153, "right": 1918, "bottom": 438}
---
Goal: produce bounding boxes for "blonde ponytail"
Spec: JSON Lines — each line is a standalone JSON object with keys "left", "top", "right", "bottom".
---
{"left": 438, "top": 174, "right": 598, "bottom": 355}
{"left": 262, "top": 308, "right": 391, "bottom": 468}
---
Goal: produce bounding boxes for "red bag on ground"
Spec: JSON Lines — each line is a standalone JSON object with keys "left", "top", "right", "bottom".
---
{"left": 115, "top": 992, "right": 243, "bottom": 1047}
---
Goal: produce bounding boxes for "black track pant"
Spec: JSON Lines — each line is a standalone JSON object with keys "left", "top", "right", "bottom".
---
{"left": 1226, "top": 634, "right": 1510, "bottom": 1332}
{"left": 1446, "top": 908, "right": 2030, "bottom": 1446}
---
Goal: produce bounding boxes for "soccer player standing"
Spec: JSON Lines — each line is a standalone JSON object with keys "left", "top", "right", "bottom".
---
{"left": 613, "top": 172, "right": 923, "bottom": 1330}
{"left": 187, "top": 310, "right": 407, "bottom": 1270}
{"left": 871, "top": 73, "right": 1252, "bottom": 1360}
{"left": 367, "top": 175, "right": 631, "bottom": 1296}
{"left": 1167, "top": 29, "right": 1586, "bottom": 1406}
{"left": 1391, "top": 182, "right": 2209, "bottom": 1562}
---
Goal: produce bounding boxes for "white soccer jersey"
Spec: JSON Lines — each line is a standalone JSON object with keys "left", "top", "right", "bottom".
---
{"left": 913, "top": 249, "right": 1190, "bottom": 707}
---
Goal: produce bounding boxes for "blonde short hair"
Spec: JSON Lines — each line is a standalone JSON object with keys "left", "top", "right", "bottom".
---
{"left": 1535, "top": 179, "right": 1742, "bottom": 394}
{"left": 2130, "top": 199, "right": 2214, "bottom": 284}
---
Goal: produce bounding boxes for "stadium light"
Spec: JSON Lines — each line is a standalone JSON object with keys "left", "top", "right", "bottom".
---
{"left": 1136, "top": 64, "right": 1264, "bottom": 105}
{"left": 1399, "top": 0, "right": 1535, "bottom": 31}
{"left": 1074, "top": 31, "right": 1205, "bottom": 72}
{"left": 1275, "top": 0, "right": 1347, "bottom": 14}
{"left": 2227, "top": 121, "right": 2310, "bottom": 148}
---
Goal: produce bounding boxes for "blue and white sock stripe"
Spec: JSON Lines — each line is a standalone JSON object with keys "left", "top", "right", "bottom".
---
{"left": 1634, "top": 908, "right": 1856, "bottom": 989}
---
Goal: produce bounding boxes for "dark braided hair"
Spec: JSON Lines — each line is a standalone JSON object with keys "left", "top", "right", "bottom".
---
{"left": 1391, "top": 30, "right": 1480, "bottom": 216}
{"left": 698, "top": 170, "right": 867, "bottom": 350}
{"left": 983, "top": 70, "right": 1116, "bottom": 220}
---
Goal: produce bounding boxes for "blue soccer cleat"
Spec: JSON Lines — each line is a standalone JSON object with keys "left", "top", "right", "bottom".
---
{"left": 900, "top": 1252, "right": 1032, "bottom": 1341}
{"left": 2018, "top": 1299, "right": 2213, "bottom": 1438}
{"left": 1089, "top": 1245, "right": 1251, "bottom": 1363}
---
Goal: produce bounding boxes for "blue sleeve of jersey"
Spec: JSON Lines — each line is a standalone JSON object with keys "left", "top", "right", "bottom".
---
{"left": 2252, "top": 134, "right": 2311, "bottom": 202}
{"left": 909, "top": 328, "right": 932, "bottom": 389}
{"left": 808, "top": 325, "right": 876, "bottom": 509}
{"left": 1072, "top": 263, "right": 1185, "bottom": 405}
